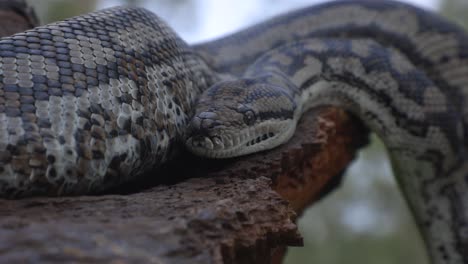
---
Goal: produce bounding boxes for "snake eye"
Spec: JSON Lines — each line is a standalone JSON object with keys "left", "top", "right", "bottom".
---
{"left": 243, "top": 110, "right": 256, "bottom": 126}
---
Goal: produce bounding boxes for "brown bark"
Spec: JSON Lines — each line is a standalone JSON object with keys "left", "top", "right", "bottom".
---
{"left": 0, "top": 107, "right": 368, "bottom": 264}
{"left": 0, "top": 10, "right": 31, "bottom": 36}
{"left": 0, "top": 0, "right": 38, "bottom": 36}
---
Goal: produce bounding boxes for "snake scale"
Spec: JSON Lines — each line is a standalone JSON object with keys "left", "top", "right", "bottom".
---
{"left": 0, "top": 0, "right": 467, "bottom": 262}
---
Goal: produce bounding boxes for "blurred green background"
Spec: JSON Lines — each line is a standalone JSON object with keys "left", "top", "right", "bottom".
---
{"left": 25, "top": 0, "right": 468, "bottom": 263}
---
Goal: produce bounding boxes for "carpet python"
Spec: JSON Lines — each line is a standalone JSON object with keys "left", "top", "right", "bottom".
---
{"left": 0, "top": 0, "right": 468, "bottom": 263}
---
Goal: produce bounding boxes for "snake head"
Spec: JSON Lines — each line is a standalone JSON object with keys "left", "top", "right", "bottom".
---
{"left": 185, "top": 78, "right": 298, "bottom": 158}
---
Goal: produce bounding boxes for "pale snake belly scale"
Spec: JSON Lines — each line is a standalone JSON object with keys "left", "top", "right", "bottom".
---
{"left": 0, "top": 1, "right": 468, "bottom": 263}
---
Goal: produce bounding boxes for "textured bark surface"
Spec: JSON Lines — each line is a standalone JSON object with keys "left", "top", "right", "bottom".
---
{"left": 0, "top": 177, "right": 302, "bottom": 263}
{"left": 0, "top": 5, "right": 370, "bottom": 264}
{"left": 0, "top": 10, "right": 31, "bottom": 36}
{"left": 0, "top": 107, "right": 368, "bottom": 264}
{"left": 0, "top": 0, "right": 37, "bottom": 36}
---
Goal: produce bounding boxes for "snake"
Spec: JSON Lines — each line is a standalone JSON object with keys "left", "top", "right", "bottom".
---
{"left": 0, "top": 0, "right": 467, "bottom": 262}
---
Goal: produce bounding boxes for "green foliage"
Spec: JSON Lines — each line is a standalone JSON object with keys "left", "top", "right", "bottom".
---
{"left": 28, "top": 0, "right": 97, "bottom": 24}
{"left": 440, "top": 0, "right": 468, "bottom": 29}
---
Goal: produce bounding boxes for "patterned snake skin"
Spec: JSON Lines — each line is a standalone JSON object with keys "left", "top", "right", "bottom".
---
{"left": 188, "top": 1, "right": 468, "bottom": 263}
{"left": 1, "top": 0, "right": 468, "bottom": 263}
{"left": 0, "top": 4, "right": 220, "bottom": 197}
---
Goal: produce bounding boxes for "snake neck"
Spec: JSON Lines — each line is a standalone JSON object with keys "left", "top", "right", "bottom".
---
{"left": 194, "top": 0, "right": 468, "bottom": 77}
{"left": 242, "top": 38, "right": 468, "bottom": 264}
{"left": 194, "top": 0, "right": 468, "bottom": 145}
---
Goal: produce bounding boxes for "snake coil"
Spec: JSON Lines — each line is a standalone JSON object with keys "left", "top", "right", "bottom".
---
{"left": 0, "top": 1, "right": 468, "bottom": 263}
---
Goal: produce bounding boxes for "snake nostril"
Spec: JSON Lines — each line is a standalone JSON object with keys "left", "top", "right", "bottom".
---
{"left": 190, "top": 116, "right": 202, "bottom": 128}
{"left": 200, "top": 119, "right": 224, "bottom": 136}
{"left": 201, "top": 118, "right": 215, "bottom": 130}
{"left": 191, "top": 112, "right": 220, "bottom": 132}
{"left": 194, "top": 112, "right": 222, "bottom": 133}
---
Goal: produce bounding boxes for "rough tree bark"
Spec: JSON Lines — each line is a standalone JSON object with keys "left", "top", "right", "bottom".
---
{"left": 0, "top": 107, "right": 368, "bottom": 264}
{"left": 0, "top": 6, "right": 369, "bottom": 264}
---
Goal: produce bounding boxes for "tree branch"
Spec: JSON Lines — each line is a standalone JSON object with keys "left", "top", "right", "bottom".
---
{"left": 0, "top": 107, "right": 368, "bottom": 263}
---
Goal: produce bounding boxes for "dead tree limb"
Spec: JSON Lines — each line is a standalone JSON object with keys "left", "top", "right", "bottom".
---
{"left": 0, "top": 107, "right": 368, "bottom": 264}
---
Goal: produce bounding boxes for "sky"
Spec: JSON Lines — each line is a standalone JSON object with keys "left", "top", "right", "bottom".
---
{"left": 193, "top": 0, "right": 439, "bottom": 42}
{"left": 99, "top": 0, "right": 440, "bottom": 43}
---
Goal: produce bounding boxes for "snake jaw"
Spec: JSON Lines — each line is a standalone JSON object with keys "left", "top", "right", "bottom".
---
{"left": 185, "top": 118, "right": 296, "bottom": 159}
{"left": 212, "top": 137, "right": 225, "bottom": 149}
{"left": 203, "top": 137, "right": 214, "bottom": 150}
{"left": 186, "top": 78, "right": 299, "bottom": 158}
{"left": 186, "top": 134, "right": 225, "bottom": 155}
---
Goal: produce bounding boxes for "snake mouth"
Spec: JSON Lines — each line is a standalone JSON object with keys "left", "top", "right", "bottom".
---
{"left": 186, "top": 134, "right": 241, "bottom": 158}
{"left": 186, "top": 132, "right": 278, "bottom": 159}
{"left": 185, "top": 119, "right": 295, "bottom": 159}
{"left": 187, "top": 135, "right": 224, "bottom": 151}
{"left": 244, "top": 132, "right": 276, "bottom": 147}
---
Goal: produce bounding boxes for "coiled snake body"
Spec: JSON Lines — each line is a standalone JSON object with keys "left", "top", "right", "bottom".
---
{"left": 1, "top": 0, "right": 468, "bottom": 263}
